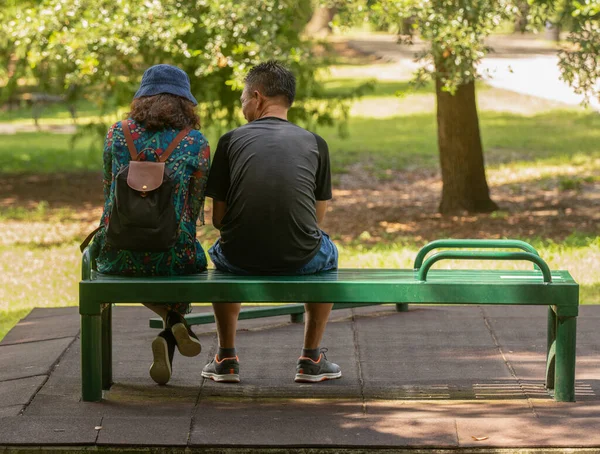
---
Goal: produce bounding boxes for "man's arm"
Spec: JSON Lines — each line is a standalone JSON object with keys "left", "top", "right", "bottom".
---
{"left": 212, "top": 200, "right": 227, "bottom": 230}
{"left": 204, "top": 131, "right": 232, "bottom": 230}
{"left": 315, "top": 200, "right": 327, "bottom": 225}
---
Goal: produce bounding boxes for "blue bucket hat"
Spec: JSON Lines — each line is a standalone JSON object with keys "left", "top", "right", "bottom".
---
{"left": 134, "top": 64, "right": 198, "bottom": 105}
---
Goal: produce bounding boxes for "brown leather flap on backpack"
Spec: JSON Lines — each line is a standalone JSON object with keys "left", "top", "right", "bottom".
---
{"left": 127, "top": 161, "right": 165, "bottom": 192}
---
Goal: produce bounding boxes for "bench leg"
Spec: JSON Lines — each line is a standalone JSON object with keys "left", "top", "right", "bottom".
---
{"left": 81, "top": 314, "right": 103, "bottom": 402}
{"left": 395, "top": 303, "right": 409, "bottom": 312}
{"left": 555, "top": 315, "right": 577, "bottom": 402}
{"left": 545, "top": 307, "right": 557, "bottom": 390}
{"left": 101, "top": 304, "right": 113, "bottom": 390}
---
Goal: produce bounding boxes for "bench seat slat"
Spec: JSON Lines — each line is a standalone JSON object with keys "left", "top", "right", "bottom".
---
{"left": 80, "top": 269, "right": 578, "bottom": 314}
{"left": 88, "top": 269, "right": 577, "bottom": 285}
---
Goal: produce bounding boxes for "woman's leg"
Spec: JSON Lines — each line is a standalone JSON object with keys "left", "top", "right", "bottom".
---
{"left": 143, "top": 303, "right": 170, "bottom": 323}
{"left": 143, "top": 302, "right": 190, "bottom": 324}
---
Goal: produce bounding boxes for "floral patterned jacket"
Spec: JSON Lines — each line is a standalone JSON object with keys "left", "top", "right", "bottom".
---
{"left": 94, "top": 119, "right": 210, "bottom": 276}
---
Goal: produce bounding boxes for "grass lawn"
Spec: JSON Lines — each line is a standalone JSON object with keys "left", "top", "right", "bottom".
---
{"left": 1, "top": 60, "right": 599, "bottom": 342}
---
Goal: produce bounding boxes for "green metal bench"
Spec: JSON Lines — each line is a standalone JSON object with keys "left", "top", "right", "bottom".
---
{"left": 79, "top": 239, "right": 579, "bottom": 403}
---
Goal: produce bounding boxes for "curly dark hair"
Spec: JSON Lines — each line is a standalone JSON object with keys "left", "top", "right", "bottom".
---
{"left": 128, "top": 94, "right": 200, "bottom": 130}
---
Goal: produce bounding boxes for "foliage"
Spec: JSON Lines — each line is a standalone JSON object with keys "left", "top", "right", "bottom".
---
{"left": 556, "top": 1, "right": 600, "bottom": 105}
{"left": 0, "top": 0, "right": 363, "bottom": 130}
{"left": 339, "top": 1, "right": 519, "bottom": 94}
{"left": 337, "top": 1, "right": 599, "bottom": 103}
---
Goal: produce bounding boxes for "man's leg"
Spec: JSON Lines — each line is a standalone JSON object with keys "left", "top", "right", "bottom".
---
{"left": 212, "top": 302, "right": 242, "bottom": 349}
{"left": 303, "top": 303, "right": 334, "bottom": 349}
{"left": 295, "top": 302, "right": 341, "bottom": 383}
{"left": 201, "top": 302, "right": 242, "bottom": 383}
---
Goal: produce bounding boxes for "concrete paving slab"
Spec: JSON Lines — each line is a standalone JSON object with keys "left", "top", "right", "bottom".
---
{"left": 361, "top": 349, "right": 513, "bottom": 382}
{"left": 356, "top": 308, "right": 514, "bottom": 399}
{"left": 363, "top": 381, "right": 534, "bottom": 400}
{"left": 456, "top": 416, "right": 600, "bottom": 447}
{"left": 24, "top": 307, "right": 79, "bottom": 320}
{"left": 0, "top": 337, "right": 73, "bottom": 382}
{"left": 200, "top": 321, "right": 361, "bottom": 399}
{"left": 480, "top": 306, "right": 548, "bottom": 318}
{"left": 532, "top": 399, "right": 600, "bottom": 418}
{"left": 483, "top": 316, "right": 546, "bottom": 349}
{"left": 2, "top": 305, "right": 600, "bottom": 450}
{"left": 15, "top": 341, "right": 81, "bottom": 399}
{"left": 366, "top": 399, "right": 535, "bottom": 419}
{"left": 0, "top": 311, "right": 79, "bottom": 346}
{"left": 25, "top": 390, "right": 197, "bottom": 419}
{"left": 484, "top": 306, "right": 600, "bottom": 351}
{"left": 0, "top": 416, "right": 101, "bottom": 445}
{"left": 0, "top": 406, "right": 23, "bottom": 418}
{"left": 190, "top": 400, "right": 458, "bottom": 448}
{"left": 96, "top": 416, "right": 190, "bottom": 446}
{"left": 354, "top": 307, "right": 495, "bottom": 346}
{"left": 505, "top": 350, "right": 600, "bottom": 399}
{"left": 0, "top": 376, "right": 46, "bottom": 408}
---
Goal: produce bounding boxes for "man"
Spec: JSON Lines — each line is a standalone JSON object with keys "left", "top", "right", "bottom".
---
{"left": 202, "top": 61, "right": 341, "bottom": 384}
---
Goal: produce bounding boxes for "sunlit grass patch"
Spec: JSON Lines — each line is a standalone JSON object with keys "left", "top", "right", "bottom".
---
{"left": 0, "top": 132, "right": 100, "bottom": 173}
{"left": 0, "top": 201, "right": 77, "bottom": 222}
{"left": 0, "top": 99, "right": 102, "bottom": 125}
{"left": 0, "top": 244, "right": 81, "bottom": 314}
{"left": 1, "top": 235, "right": 598, "bottom": 342}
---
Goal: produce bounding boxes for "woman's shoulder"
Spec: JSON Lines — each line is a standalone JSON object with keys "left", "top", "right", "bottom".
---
{"left": 107, "top": 120, "right": 127, "bottom": 138}
{"left": 108, "top": 119, "right": 146, "bottom": 134}
{"left": 186, "top": 129, "right": 209, "bottom": 148}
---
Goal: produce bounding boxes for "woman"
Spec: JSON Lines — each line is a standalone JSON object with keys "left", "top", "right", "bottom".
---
{"left": 93, "top": 64, "right": 210, "bottom": 386}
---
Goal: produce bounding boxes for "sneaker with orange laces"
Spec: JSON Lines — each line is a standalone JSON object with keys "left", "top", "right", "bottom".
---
{"left": 295, "top": 348, "right": 342, "bottom": 383}
{"left": 201, "top": 355, "right": 240, "bottom": 383}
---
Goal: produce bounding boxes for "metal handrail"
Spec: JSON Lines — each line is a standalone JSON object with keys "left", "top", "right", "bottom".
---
{"left": 417, "top": 251, "right": 552, "bottom": 283}
{"left": 414, "top": 239, "right": 540, "bottom": 270}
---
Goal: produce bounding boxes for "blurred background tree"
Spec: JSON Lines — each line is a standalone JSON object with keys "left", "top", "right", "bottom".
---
{"left": 1, "top": 0, "right": 598, "bottom": 214}
{"left": 555, "top": 0, "right": 600, "bottom": 106}
{"left": 338, "top": 0, "right": 599, "bottom": 214}
{"left": 0, "top": 0, "right": 366, "bottom": 132}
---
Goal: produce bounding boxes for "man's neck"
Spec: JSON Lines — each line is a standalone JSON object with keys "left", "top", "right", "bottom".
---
{"left": 257, "top": 105, "right": 288, "bottom": 121}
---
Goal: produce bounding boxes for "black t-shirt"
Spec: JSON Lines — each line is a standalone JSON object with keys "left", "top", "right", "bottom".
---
{"left": 205, "top": 117, "right": 332, "bottom": 273}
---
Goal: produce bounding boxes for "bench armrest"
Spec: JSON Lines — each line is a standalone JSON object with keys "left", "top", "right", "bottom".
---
{"left": 414, "top": 239, "right": 540, "bottom": 270}
{"left": 417, "top": 251, "right": 552, "bottom": 283}
{"left": 81, "top": 241, "right": 100, "bottom": 281}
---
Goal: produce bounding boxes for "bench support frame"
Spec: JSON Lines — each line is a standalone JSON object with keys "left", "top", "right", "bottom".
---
{"left": 79, "top": 240, "right": 579, "bottom": 403}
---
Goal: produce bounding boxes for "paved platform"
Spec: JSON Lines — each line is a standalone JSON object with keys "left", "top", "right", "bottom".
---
{"left": 0, "top": 304, "right": 599, "bottom": 453}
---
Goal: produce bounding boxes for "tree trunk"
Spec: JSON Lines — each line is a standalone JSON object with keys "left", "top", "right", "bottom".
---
{"left": 545, "top": 22, "right": 561, "bottom": 43}
{"left": 304, "top": 6, "right": 337, "bottom": 37}
{"left": 435, "top": 75, "right": 498, "bottom": 214}
{"left": 514, "top": 1, "right": 529, "bottom": 33}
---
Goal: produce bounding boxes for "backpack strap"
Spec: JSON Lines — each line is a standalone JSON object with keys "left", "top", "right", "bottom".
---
{"left": 122, "top": 121, "right": 191, "bottom": 162}
{"left": 121, "top": 120, "right": 138, "bottom": 161}
{"left": 80, "top": 226, "right": 101, "bottom": 253}
{"left": 160, "top": 128, "right": 192, "bottom": 162}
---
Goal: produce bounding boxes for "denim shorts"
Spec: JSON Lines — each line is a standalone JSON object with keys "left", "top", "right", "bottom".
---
{"left": 208, "top": 231, "right": 338, "bottom": 276}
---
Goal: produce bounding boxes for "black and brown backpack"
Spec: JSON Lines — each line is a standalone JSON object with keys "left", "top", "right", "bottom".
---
{"left": 81, "top": 121, "right": 191, "bottom": 252}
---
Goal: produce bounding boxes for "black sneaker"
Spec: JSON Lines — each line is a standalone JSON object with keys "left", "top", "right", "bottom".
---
{"left": 201, "top": 355, "right": 240, "bottom": 383}
{"left": 149, "top": 329, "right": 176, "bottom": 385}
{"left": 295, "top": 348, "right": 342, "bottom": 383}
{"left": 166, "top": 311, "right": 201, "bottom": 357}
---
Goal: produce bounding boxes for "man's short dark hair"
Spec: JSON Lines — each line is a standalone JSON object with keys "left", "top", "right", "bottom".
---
{"left": 244, "top": 61, "right": 296, "bottom": 107}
